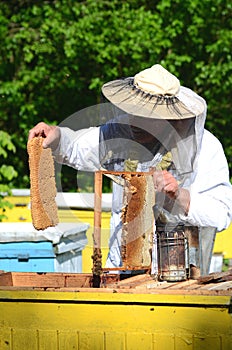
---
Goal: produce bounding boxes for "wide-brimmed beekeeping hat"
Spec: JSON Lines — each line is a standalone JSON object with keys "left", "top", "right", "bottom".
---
{"left": 102, "top": 64, "right": 206, "bottom": 120}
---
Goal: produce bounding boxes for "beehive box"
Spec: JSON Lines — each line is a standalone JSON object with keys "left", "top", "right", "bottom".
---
{"left": 0, "top": 241, "right": 55, "bottom": 272}
{"left": 53, "top": 223, "right": 89, "bottom": 273}
{"left": 0, "top": 271, "right": 231, "bottom": 350}
{"left": 0, "top": 222, "right": 89, "bottom": 274}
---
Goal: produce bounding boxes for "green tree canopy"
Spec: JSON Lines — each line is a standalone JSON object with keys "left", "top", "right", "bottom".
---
{"left": 0, "top": 0, "right": 231, "bottom": 190}
{"left": 0, "top": 131, "right": 17, "bottom": 220}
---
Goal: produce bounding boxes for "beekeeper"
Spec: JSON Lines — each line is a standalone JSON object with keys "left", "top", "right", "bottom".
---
{"left": 28, "top": 64, "right": 232, "bottom": 274}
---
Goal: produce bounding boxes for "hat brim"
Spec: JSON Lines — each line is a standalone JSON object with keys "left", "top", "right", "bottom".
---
{"left": 102, "top": 78, "right": 200, "bottom": 120}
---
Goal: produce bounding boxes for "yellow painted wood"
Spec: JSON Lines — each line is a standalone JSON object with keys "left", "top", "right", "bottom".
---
{"left": 153, "top": 334, "right": 175, "bottom": 350}
{"left": 0, "top": 290, "right": 231, "bottom": 349}
{"left": 213, "top": 223, "right": 232, "bottom": 259}
{"left": 58, "top": 209, "right": 111, "bottom": 272}
{"left": 2, "top": 195, "right": 31, "bottom": 222}
{"left": 58, "top": 331, "right": 78, "bottom": 350}
{"left": 12, "top": 329, "right": 38, "bottom": 350}
{"left": 79, "top": 332, "right": 104, "bottom": 349}
{"left": 1, "top": 289, "right": 231, "bottom": 305}
{"left": 193, "top": 335, "right": 222, "bottom": 350}
{"left": 104, "top": 332, "right": 125, "bottom": 350}
{"left": 126, "top": 332, "right": 153, "bottom": 350}
{"left": 174, "top": 335, "right": 193, "bottom": 350}
{"left": 0, "top": 328, "right": 11, "bottom": 350}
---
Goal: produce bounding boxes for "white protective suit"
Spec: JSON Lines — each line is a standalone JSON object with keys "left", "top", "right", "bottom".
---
{"left": 53, "top": 123, "right": 232, "bottom": 268}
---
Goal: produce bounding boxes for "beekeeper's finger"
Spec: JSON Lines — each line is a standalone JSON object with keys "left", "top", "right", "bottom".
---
{"left": 28, "top": 122, "right": 53, "bottom": 140}
{"left": 42, "top": 126, "right": 61, "bottom": 150}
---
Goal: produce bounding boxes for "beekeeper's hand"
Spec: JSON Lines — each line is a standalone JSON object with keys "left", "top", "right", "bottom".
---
{"left": 153, "top": 170, "right": 190, "bottom": 215}
{"left": 28, "top": 122, "right": 61, "bottom": 150}
{"left": 153, "top": 170, "right": 178, "bottom": 198}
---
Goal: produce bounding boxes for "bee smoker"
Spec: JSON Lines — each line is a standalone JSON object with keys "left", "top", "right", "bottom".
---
{"left": 156, "top": 223, "right": 189, "bottom": 281}
{"left": 153, "top": 205, "right": 189, "bottom": 282}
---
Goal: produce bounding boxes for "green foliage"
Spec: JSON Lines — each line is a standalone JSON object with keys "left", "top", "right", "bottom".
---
{"left": 222, "top": 258, "right": 230, "bottom": 272}
{"left": 0, "top": 130, "right": 16, "bottom": 157}
{"left": 0, "top": 0, "right": 231, "bottom": 190}
{"left": 0, "top": 131, "right": 18, "bottom": 220}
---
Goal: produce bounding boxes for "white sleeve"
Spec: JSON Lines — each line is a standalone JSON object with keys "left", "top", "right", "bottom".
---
{"left": 182, "top": 130, "right": 232, "bottom": 231}
{"left": 53, "top": 126, "right": 101, "bottom": 171}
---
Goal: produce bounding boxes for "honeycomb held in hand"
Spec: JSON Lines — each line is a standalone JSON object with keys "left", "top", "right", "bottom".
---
{"left": 27, "top": 137, "right": 59, "bottom": 230}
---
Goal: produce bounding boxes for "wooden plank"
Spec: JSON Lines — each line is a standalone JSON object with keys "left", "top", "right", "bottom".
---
{"left": 92, "top": 171, "right": 103, "bottom": 286}
{"left": 107, "top": 274, "right": 152, "bottom": 289}
{"left": 0, "top": 272, "right": 232, "bottom": 296}
{"left": 135, "top": 279, "right": 164, "bottom": 290}
{"left": 184, "top": 282, "right": 203, "bottom": 290}
{"left": 198, "top": 283, "right": 222, "bottom": 290}
{"left": 0, "top": 284, "right": 232, "bottom": 295}
{"left": 154, "top": 281, "right": 179, "bottom": 289}
{"left": 119, "top": 274, "right": 152, "bottom": 284}
{"left": 0, "top": 272, "right": 92, "bottom": 288}
{"left": 167, "top": 279, "right": 197, "bottom": 290}
{"left": 0, "top": 272, "right": 13, "bottom": 286}
{"left": 100, "top": 170, "right": 154, "bottom": 176}
{"left": 93, "top": 171, "right": 102, "bottom": 251}
{"left": 207, "top": 281, "right": 232, "bottom": 291}
{"left": 198, "top": 269, "right": 232, "bottom": 284}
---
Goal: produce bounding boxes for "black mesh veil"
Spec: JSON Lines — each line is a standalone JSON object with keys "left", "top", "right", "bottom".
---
{"left": 99, "top": 99, "right": 204, "bottom": 187}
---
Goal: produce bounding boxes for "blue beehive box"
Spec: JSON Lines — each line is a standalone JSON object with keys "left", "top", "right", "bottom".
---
{"left": 0, "top": 241, "right": 55, "bottom": 272}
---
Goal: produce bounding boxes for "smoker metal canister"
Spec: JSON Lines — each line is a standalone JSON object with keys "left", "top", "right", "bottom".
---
{"left": 157, "top": 224, "right": 189, "bottom": 282}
